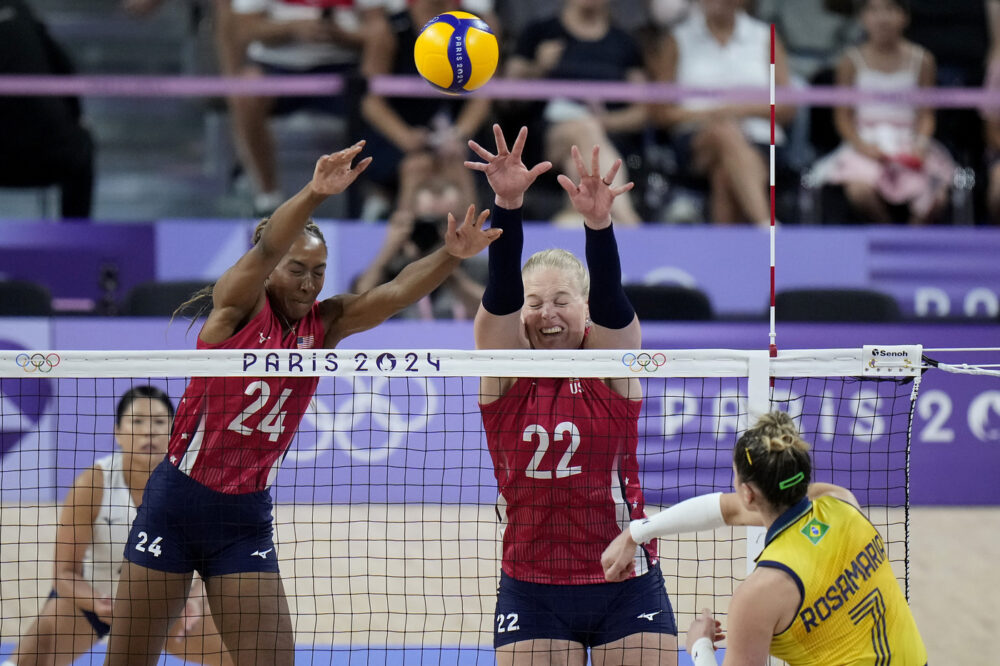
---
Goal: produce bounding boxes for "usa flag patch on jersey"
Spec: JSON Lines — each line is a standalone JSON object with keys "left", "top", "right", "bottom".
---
{"left": 297, "top": 335, "right": 315, "bottom": 349}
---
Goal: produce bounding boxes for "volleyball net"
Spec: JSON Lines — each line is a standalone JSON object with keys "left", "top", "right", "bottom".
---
{"left": 0, "top": 347, "right": 921, "bottom": 664}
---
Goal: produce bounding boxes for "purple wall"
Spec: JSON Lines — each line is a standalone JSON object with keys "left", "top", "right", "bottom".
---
{"left": 0, "top": 223, "right": 155, "bottom": 308}
{"left": 3, "top": 221, "right": 1000, "bottom": 318}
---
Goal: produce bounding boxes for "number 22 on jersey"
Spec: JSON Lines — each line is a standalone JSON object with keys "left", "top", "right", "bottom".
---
{"left": 227, "top": 379, "right": 292, "bottom": 442}
{"left": 523, "top": 421, "right": 582, "bottom": 479}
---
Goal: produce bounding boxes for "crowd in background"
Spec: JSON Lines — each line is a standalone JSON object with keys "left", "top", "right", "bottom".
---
{"left": 7, "top": 0, "right": 1000, "bottom": 226}
{"left": 4, "top": 0, "right": 1000, "bottom": 319}
{"left": 209, "top": 0, "right": 1000, "bottom": 228}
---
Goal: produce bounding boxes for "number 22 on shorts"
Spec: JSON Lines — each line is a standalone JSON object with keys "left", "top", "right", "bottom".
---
{"left": 496, "top": 612, "right": 520, "bottom": 633}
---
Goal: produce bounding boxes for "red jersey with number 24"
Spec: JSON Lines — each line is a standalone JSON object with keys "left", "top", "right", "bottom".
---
{"left": 480, "top": 377, "right": 655, "bottom": 584}
{"left": 167, "top": 298, "right": 324, "bottom": 494}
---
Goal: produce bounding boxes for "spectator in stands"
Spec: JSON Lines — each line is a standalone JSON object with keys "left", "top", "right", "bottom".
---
{"left": 229, "top": 0, "right": 386, "bottom": 215}
{"left": 906, "top": 0, "right": 992, "bottom": 168}
{"left": 0, "top": 0, "right": 94, "bottom": 219}
{"left": 123, "top": 0, "right": 242, "bottom": 142}
{"left": 753, "top": 0, "right": 860, "bottom": 169}
{"left": 505, "top": 0, "right": 645, "bottom": 226}
{"left": 353, "top": 174, "right": 486, "bottom": 319}
{"left": 754, "top": 0, "right": 859, "bottom": 83}
{"left": 646, "top": 0, "right": 794, "bottom": 226}
{"left": 808, "top": 0, "right": 956, "bottom": 224}
{"left": 358, "top": 0, "right": 496, "bottom": 220}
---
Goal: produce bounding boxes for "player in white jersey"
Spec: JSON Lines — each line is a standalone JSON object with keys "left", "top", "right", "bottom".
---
{"left": 4, "top": 387, "right": 231, "bottom": 666}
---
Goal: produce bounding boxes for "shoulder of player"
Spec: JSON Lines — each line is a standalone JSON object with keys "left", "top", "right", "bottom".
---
{"left": 198, "top": 297, "right": 267, "bottom": 346}
{"left": 317, "top": 293, "right": 355, "bottom": 342}
{"left": 732, "top": 565, "right": 801, "bottom": 627}
{"left": 318, "top": 294, "right": 351, "bottom": 324}
{"left": 807, "top": 483, "right": 860, "bottom": 509}
{"left": 479, "top": 376, "right": 519, "bottom": 406}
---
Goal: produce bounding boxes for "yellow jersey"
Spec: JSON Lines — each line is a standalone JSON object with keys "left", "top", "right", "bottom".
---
{"left": 756, "top": 496, "right": 927, "bottom": 665}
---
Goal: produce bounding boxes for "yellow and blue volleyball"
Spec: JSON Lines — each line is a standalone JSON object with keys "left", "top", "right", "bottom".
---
{"left": 414, "top": 11, "right": 498, "bottom": 94}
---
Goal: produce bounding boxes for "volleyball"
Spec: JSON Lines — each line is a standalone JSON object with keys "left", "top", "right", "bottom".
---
{"left": 414, "top": 11, "right": 498, "bottom": 94}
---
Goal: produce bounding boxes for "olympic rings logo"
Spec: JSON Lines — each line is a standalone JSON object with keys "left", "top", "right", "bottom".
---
{"left": 622, "top": 352, "right": 666, "bottom": 373}
{"left": 15, "top": 353, "right": 61, "bottom": 373}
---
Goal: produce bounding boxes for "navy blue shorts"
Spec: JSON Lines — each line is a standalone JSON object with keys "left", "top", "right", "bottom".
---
{"left": 47, "top": 589, "right": 110, "bottom": 639}
{"left": 494, "top": 566, "right": 676, "bottom": 648}
{"left": 124, "top": 459, "right": 279, "bottom": 578}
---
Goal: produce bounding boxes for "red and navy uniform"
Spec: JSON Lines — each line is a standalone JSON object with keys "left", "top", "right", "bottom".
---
{"left": 126, "top": 298, "right": 325, "bottom": 576}
{"left": 168, "top": 298, "right": 325, "bottom": 494}
{"left": 481, "top": 377, "right": 675, "bottom": 648}
{"left": 481, "top": 377, "right": 654, "bottom": 585}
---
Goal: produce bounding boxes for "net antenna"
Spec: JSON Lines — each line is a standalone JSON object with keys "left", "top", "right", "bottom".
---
{"left": 747, "top": 23, "right": 781, "bottom": 581}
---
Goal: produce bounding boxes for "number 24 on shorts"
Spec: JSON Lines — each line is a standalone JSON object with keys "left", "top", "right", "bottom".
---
{"left": 135, "top": 531, "right": 163, "bottom": 557}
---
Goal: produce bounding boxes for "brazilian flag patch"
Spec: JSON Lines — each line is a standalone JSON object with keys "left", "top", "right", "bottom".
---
{"left": 800, "top": 518, "right": 830, "bottom": 545}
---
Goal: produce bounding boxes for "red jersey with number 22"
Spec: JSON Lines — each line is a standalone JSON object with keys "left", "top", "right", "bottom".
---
{"left": 480, "top": 377, "right": 655, "bottom": 584}
{"left": 167, "top": 298, "right": 324, "bottom": 494}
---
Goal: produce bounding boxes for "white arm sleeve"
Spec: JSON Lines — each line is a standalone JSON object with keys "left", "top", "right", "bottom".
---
{"left": 629, "top": 492, "right": 726, "bottom": 544}
{"left": 690, "top": 637, "right": 719, "bottom": 666}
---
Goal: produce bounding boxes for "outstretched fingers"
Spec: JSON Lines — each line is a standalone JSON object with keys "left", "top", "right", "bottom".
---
{"left": 555, "top": 173, "right": 579, "bottom": 195}
{"left": 610, "top": 181, "right": 635, "bottom": 196}
{"left": 452, "top": 204, "right": 490, "bottom": 230}
{"left": 529, "top": 160, "right": 554, "bottom": 179}
{"left": 335, "top": 140, "right": 366, "bottom": 161}
{"left": 462, "top": 203, "right": 480, "bottom": 228}
{"left": 493, "top": 123, "right": 509, "bottom": 156}
{"left": 603, "top": 158, "right": 622, "bottom": 186}
{"left": 510, "top": 126, "right": 529, "bottom": 160}
{"left": 353, "top": 156, "right": 373, "bottom": 175}
{"left": 466, "top": 139, "right": 495, "bottom": 164}
{"left": 473, "top": 208, "right": 500, "bottom": 240}
{"left": 460, "top": 204, "right": 476, "bottom": 228}
{"left": 320, "top": 140, "right": 369, "bottom": 170}
{"left": 570, "top": 144, "right": 587, "bottom": 179}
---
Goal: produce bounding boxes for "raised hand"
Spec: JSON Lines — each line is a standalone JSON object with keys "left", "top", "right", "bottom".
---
{"left": 444, "top": 204, "right": 501, "bottom": 259}
{"left": 465, "top": 124, "right": 552, "bottom": 209}
{"left": 556, "top": 145, "right": 634, "bottom": 229}
{"left": 310, "top": 141, "right": 373, "bottom": 196}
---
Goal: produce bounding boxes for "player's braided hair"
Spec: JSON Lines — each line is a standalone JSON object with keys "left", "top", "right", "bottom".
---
{"left": 521, "top": 249, "right": 590, "bottom": 298}
{"left": 733, "top": 411, "right": 812, "bottom": 508}
{"left": 171, "top": 217, "right": 327, "bottom": 330}
{"left": 250, "top": 217, "right": 326, "bottom": 247}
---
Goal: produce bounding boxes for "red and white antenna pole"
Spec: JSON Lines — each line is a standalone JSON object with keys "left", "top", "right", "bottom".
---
{"left": 769, "top": 23, "right": 777, "bottom": 359}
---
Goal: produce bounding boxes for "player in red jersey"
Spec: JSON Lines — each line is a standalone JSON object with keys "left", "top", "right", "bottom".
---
{"left": 466, "top": 124, "right": 678, "bottom": 665}
{"left": 104, "top": 141, "right": 500, "bottom": 666}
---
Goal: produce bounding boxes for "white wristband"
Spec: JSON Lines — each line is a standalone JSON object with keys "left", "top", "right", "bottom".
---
{"left": 630, "top": 492, "right": 726, "bottom": 544}
{"left": 689, "top": 636, "right": 718, "bottom": 666}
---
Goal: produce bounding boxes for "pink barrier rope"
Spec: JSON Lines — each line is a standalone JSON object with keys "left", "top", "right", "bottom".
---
{"left": 0, "top": 74, "right": 996, "bottom": 108}
{"left": 0, "top": 75, "right": 344, "bottom": 97}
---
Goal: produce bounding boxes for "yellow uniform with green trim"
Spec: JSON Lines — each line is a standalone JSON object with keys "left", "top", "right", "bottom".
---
{"left": 756, "top": 496, "right": 927, "bottom": 665}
